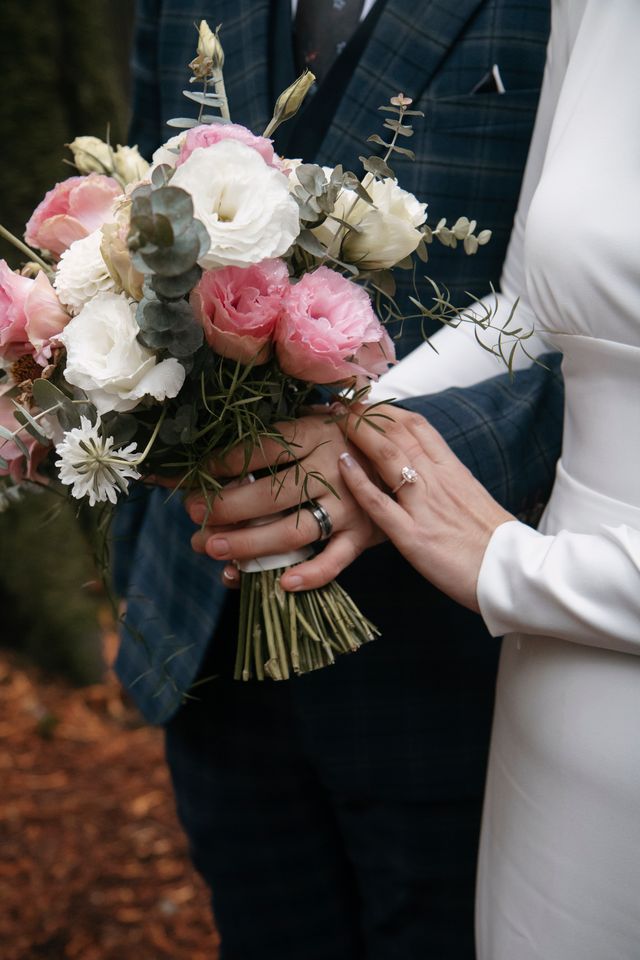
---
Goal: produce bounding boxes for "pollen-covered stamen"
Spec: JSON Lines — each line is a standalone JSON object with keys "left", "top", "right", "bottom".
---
{"left": 11, "top": 355, "right": 43, "bottom": 386}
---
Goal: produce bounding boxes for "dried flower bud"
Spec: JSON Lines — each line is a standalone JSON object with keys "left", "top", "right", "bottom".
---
{"left": 19, "top": 262, "right": 45, "bottom": 279}
{"left": 264, "top": 70, "right": 316, "bottom": 138}
{"left": 189, "top": 53, "right": 214, "bottom": 80}
{"left": 197, "top": 19, "right": 224, "bottom": 70}
{"left": 67, "top": 136, "right": 114, "bottom": 175}
{"left": 101, "top": 218, "right": 145, "bottom": 301}
{"left": 390, "top": 93, "right": 413, "bottom": 107}
{"left": 112, "top": 145, "right": 149, "bottom": 186}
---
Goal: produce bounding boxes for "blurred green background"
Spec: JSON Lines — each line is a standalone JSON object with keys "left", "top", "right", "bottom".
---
{"left": 0, "top": 1, "right": 135, "bottom": 682}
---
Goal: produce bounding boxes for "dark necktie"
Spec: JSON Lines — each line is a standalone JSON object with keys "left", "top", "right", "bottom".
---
{"left": 294, "top": 0, "right": 366, "bottom": 86}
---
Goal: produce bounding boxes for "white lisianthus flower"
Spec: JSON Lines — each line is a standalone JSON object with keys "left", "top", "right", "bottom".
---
{"left": 113, "top": 145, "right": 150, "bottom": 185}
{"left": 170, "top": 141, "right": 300, "bottom": 269}
{"left": 54, "top": 229, "right": 116, "bottom": 314}
{"left": 58, "top": 292, "right": 186, "bottom": 414}
{"left": 55, "top": 415, "right": 140, "bottom": 505}
{"left": 315, "top": 177, "right": 427, "bottom": 270}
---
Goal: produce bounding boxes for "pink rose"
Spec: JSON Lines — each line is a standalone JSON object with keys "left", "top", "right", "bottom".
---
{"left": 25, "top": 173, "right": 122, "bottom": 258}
{"left": 275, "top": 266, "right": 395, "bottom": 384}
{"left": 178, "top": 123, "right": 279, "bottom": 169}
{"left": 191, "top": 260, "right": 290, "bottom": 364}
{"left": 0, "top": 261, "right": 69, "bottom": 362}
{"left": 0, "top": 261, "right": 32, "bottom": 359}
{"left": 0, "top": 392, "right": 51, "bottom": 483}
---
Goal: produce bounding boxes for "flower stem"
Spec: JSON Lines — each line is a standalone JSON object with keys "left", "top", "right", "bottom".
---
{"left": 134, "top": 409, "right": 167, "bottom": 466}
{"left": 0, "top": 224, "right": 52, "bottom": 273}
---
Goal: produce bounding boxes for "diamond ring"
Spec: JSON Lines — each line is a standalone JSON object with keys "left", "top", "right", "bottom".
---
{"left": 305, "top": 500, "right": 333, "bottom": 542}
{"left": 391, "top": 465, "right": 420, "bottom": 494}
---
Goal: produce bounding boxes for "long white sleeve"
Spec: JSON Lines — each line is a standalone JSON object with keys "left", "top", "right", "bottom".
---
{"left": 370, "top": 0, "right": 580, "bottom": 402}
{"left": 478, "top": 521, "right": 640, "bottom": 655}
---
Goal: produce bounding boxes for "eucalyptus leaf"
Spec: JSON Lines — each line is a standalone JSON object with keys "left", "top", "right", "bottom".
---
{"left": 295, "top": 164, "right": 327, "bottom": 196}
{"left": 150, "top": 265, "right": 202, "bottom": 300}
{"left": 151, "top": 164, "right": 173, "bottom": 189}
{"left": 0, "top": 455, "right": 8, "bottom": 471}
{"left": 138, "top": 229, "right": 203, "bottom": 276}
{"left": 0, "top": 424, "right": 24, "bottom": 452}
{"left": 371, "top": 270, "right": 396, "bottom": 298}
{"left": 151, "top": 213, "right": 175, "bottom": 247}
{"left": 31, "top": 378, "right": 71, "bottom": 414}
{"left": 382, "top": 120, "right": 414, "bottom": 137}
{"left": 366, "top": 134, "right": 392, "bottom": 148}
{"left": 359, "top": 155, "right": 395, "bottom": 180}
{"left": 138, "top": 298, "right": 196, "bottom": 334}
{"left": 181, "top": 90, "right": 226, "bottom": 107}
{"left": 166, "top": 118, "right": 200, "bottom": 129}
{"left": 140, "top": 323, "right": 203, "bottom": 358}
{"left": 151, "top": 186, "right": 195, "bottom": 235}
{"left": 12, "top": 405, "right": 49, "bottom": 445}
{"left": 296, "top": 229, "right": 328, "bottom": 258}
{"left": 199, "top": 115, "right": 231, "bottom": 124}
{"left": 390, "top": 145, "right": 415, "bottom": 160}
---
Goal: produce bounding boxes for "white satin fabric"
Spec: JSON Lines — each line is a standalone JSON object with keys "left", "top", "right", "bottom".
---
{"left": 373, "top": 1, "right": 640, "bottom": 955}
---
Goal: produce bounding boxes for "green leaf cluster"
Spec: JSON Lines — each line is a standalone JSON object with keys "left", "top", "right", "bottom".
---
{"left": 128, "top": 181, "right": 208, "bottom": 358}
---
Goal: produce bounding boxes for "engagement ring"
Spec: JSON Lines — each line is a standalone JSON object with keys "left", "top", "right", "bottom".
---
{"left": 391, "top": 465, "right": 419, "bottom": 494}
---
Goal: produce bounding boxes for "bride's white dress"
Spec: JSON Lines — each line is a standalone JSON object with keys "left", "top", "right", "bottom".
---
{"left": 373, "top": 1, "right": 640, "bottom": 955}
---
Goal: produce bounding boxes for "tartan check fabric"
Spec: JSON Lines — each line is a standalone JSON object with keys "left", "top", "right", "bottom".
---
{"left": 114, "top": 0, "right": 557, "bottom": 724}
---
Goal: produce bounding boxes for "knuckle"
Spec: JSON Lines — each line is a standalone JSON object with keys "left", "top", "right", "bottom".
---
{"left": 406, "top": 412, "right": 427, "bottom": 432}
{"left": 379, "top": 440, "right": 398, "bottom": 461}
{"left": 370, "top": 488, "right": 391, "bottom": 512}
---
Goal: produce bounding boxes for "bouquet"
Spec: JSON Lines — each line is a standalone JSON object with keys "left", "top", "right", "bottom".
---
{"left": 0, "top": 21, "right": 522, "bottom": 681}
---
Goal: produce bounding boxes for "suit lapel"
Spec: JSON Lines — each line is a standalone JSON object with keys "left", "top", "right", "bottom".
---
{"left": 319, "top": 0, "right": 485, "bottom": 163}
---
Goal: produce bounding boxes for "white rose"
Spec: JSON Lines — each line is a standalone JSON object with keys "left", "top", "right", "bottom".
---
{"left": 170, "top": 140, "right": 300, "bottom": 269}
{"left": 315, "top": 177, "right": 427, "bottom": 270}
{"left": 54, "top": 229, "right": 116, "bottom": 314}
{"left": 58, "top": 292, "right": 185, "bottom": 414}
{"left": 113, "top": 145, "right": 150, "bottom": 185}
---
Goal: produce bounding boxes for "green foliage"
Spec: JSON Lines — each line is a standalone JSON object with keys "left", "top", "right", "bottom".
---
{"left": 0, "top": 496, "right": 104, "bottom": 684}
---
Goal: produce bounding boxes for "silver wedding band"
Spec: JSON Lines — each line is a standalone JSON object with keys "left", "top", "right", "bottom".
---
{"left": 305, "top": 500, "right": 333, "bottom": 542}
{"left": 391, "top": 465, "right": 420, "bottom": 494}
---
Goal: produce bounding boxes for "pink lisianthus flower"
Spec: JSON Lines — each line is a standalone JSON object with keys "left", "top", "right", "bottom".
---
{"left": 275, "top": 266, "right": 395, "bottom": 384}
{"left": 25, "top": 173, "right": 122, "bottom": 258}
{"left": 191, "top": 260, "right": 290, "bottom": 364}
{"left": 0, "top": 260, "right": 69, "bottom": 363}
{"left": 0, "top": 392, "right": 51, "bottom": 483}
{"left": 178, "top": 123, "right": 280, "bottom": 169}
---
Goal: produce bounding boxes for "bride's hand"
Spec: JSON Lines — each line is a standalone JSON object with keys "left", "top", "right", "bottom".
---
{"left": 280, "top": 404, "right": 514, "bottom": 611}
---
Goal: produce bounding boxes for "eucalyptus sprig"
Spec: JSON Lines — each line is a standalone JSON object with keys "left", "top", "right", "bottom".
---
{"left": 168, "top": 19, "right": 231, "bottom": 131}
{"left": 361, "top": 92, "right": 424, "bottom": 180}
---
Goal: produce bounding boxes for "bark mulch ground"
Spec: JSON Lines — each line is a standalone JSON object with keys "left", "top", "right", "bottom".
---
{"left": 0, "top": 616, "right": 220, "bottom": 960}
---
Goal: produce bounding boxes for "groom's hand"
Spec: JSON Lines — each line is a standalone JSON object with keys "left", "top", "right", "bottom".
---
{"left": 184, "top": 414, "right": 386, "bottom": 583}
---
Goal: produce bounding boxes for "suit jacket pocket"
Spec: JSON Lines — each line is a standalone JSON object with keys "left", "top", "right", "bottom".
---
{"left": 424, "top": 88, "right": 541, "bottom": 134}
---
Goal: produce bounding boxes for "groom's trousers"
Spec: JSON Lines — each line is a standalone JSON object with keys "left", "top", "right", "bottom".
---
{"left": 165, "top": 553, "right": 500, "bottom": 960}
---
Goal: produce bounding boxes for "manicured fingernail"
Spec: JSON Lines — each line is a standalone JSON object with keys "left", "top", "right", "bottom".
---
{"left": 285, "top": 575, "right": 303, "bottom": 590}
{"left": 191, "top": 506, "right": 206, "bottom": 523}
{"left": 208, "top": 537, "right": 229, "bottom": 557}
{"left": 240, "top": 472, "right": 256, "bottom": 486}
{"left": 339, "top": 451, "right": 355, "bottom": 468}
{"left": 223, "top": 567, "right": 239, "bottom": 582}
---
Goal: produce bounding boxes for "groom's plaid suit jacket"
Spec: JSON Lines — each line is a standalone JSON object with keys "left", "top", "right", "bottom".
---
{"left": 114, "top": 0, "right": 561, "bottom": 724}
